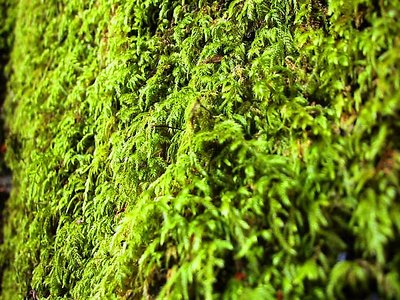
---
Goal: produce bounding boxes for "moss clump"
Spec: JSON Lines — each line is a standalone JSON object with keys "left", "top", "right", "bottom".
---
{"left": 1, "top": 0, "right": 400, "bottom": 299}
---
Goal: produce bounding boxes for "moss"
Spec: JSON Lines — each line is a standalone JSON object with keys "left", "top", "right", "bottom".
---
{"left": 1, "top": 0, "right": 400, "bottom": 299}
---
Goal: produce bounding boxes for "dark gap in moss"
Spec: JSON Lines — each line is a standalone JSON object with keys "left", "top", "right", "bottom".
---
{"left": 310, "top": 0, "right": 330, "bottom": 32}
{"left": 147, "top": 267, "right": 167, "bottom": 298}
{"left": 213, "top": 250, "right": 236, "bottom": 293}
{"left": 342, "top": 276, "right": 379, "bottom": 300}
{"left": 242, "top": 21, "right": 257, "bottom": 44}
{"left": 353, "top": 4, "right": 373, "bottom": 30}
{"left": 25, "top": 287, "right": 41, "bottom": 300}
{"left": 129, "top": 3, "right": 162, "bottom": 37}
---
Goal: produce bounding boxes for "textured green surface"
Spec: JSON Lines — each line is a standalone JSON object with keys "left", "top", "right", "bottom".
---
{"left": 1, "top": 0, "right": 400, "bottom": 299}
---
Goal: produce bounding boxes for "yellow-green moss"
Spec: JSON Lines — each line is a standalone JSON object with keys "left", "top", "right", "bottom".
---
{"left": 1, "top": 0, "right": 400, "bottom": 299}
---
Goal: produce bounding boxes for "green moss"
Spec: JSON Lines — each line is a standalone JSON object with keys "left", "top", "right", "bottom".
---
{"left": 1, "top": 0, "right": 400, "bottom": 299}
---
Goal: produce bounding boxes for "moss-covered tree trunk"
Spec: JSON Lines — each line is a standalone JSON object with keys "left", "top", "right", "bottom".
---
{"left": 1, "top": 0, "right": 400, "bottom": 299}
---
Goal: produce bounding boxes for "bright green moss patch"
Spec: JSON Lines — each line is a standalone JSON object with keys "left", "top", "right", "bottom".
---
{"left": 1, "top": 0, "right": 400, "bottom": 299}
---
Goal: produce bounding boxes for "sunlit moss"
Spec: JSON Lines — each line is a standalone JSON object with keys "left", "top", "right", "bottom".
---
{"left": 1, "top": 0, "right": 400, "bottom": 299}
